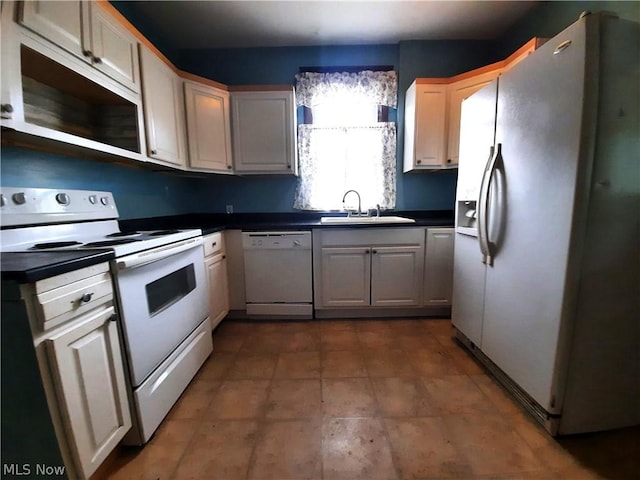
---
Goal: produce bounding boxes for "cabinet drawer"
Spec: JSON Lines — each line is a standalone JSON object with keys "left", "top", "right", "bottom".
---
{"left": 35, "top": 272, "right": 113, "bottom": 328}
{"left": 203, "top": 232, "right": 224, "bottom": 257}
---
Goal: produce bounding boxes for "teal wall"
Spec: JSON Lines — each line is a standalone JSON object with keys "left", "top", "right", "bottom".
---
{"left": 3, "top": 2, "right": 636, "bottom": 218}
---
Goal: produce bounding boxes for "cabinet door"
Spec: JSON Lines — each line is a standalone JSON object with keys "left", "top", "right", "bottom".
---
{"left": 19, "top": 0, "right": 87, "bottom": 60}
{"left": 424, "top": 228, "right": 455, "bottom": 306}
{"left": 231, "top": 91, "right": 296, "bottom": 174}
{"left": 371, "top": 245, "right": 424, "bottom": 306}
{"left": 45, "top": 306, "right": 131, "bottom": 479}
{"left": 414, "top": 84, "right": 447, "bottom": 168}
{"left": 185, "top": 81, "right": 233, "bottom": 173}
{"left": 320, "top": 247, "right": 370, "bottom": 307}
{"left": 447, "top": 70, "right": 499, "bottom": 167}
{"left": 206, "top": 255, "right": 229, "bottom": 331}
{"left": 139, "top": 47, "right": 186, "bottom": 168}
{"left": 88, "top": 2, "right": 140, "bottom": 92}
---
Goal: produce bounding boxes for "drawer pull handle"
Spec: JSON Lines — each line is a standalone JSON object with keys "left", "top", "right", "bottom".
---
{"left": 80, "top": 293, "right": 94, "bottom": 304}
{"left": 212, "top": 242, "right": 217, "bottom": 247}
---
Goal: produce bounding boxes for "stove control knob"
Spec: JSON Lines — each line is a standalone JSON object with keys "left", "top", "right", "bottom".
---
{"left": 0, "top": 194, "right": 5, "bottom": 207}
{"left": 12, "top": 192, "right": 26, "bottom": 205}
{"left": 56, "top": 193, "right": 70, "bottom": 205}
{"left": 100, "top": 196, "right": 110, "bottom": 206}
{"left": 88, "top": 195, "right": 97, "bottom": 204}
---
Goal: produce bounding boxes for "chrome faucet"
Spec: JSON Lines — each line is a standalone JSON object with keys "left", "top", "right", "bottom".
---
{"left": 342, "top": 190, "right": 362, "bottom": 217}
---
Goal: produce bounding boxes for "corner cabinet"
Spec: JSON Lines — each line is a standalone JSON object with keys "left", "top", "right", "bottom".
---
{"left": 403, "top": 82, "right": 448, "bottom": 171}
{"left": 314, "top": 228, "right": 425, "bottom": 309}
{"left": 184, "top": 80, "right": 233, "bottom": 173}
{"left": 404, "top": 38, "right": 544, "bottom": 172}
{"left": 423, "top": 228, "right": 455, "bottom": 305}
{"left": 230, "top": 87, "right": 298, "bottom": 174}
{"left": 139, "top": 45, "right": 187, "bottom": 168}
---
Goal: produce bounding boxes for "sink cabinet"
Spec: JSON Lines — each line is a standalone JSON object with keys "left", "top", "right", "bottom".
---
{"left": 314, "top": 228, "right": 425, "bottom": 309}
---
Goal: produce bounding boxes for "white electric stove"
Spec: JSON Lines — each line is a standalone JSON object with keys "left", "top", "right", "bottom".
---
{"left": 1, "top": 187, "right": 213, "bottom": 445}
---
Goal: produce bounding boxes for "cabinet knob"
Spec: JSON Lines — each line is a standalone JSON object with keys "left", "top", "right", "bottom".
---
{"left": 212, "top": 242, "right": 217, "bottom": 247}
{"left": 222, "top": 254, "right": 226, "bottom": 259}
{"left": 372, "top": 249, "right": 377, "bottom": 254}
{"left": 227, "top": 165, "right": 232, "bottom": 170}
{"left": 366, "top": 249, "right": 371, "bottom": 254}
{"left": 447, "top": 159, "right": 452, "bottom": 164}
{"left": 80, "top": 292, "right": 94, "bottom": 303}
{"left": 151, "top": 149, "right": 157, "bottom": 155}
{"left": 109, "top": 313, "right": 118, "bottom": 322}
{"left": 1, "top": 103, "right": 13, "bottom": 113}
{"left": 82, "top": 49, "right": 92, "bottom": 57}
{"left": 287, "top": 164, "right": 291, "bottom": 169}
{"left": 417, "top": 160, "right": 422, "bottom": 164}
{"left": 93, "top": 56, "right": 102, "bottom": 64}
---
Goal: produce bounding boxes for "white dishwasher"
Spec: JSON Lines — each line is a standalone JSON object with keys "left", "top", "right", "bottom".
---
{"left": 242, "top": 231, "right": 313, "bottom": 317}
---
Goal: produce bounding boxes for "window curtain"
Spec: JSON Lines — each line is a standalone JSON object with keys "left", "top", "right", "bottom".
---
{"left": 294, "top": 124, "right": 396, "bottom": 210}
{"left": 295, "top": 71, "right": 398, "bottom": 109}
{"left": 293, "top": 70, "right": 398, "bottom": 211}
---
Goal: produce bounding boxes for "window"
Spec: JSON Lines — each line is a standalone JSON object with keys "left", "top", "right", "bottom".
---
{"left": 293, "top": 70, "right": 398, "bottom": 211}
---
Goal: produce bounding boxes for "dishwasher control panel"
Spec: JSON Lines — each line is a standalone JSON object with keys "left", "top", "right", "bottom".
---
{"left": 242, "top": 231, "right": 312, "bottom": 250}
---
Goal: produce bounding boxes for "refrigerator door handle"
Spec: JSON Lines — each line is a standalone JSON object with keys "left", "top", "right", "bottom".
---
{"left": 478, "top": 145, "right": 495, "bottom": 263}
{"left": 482, "top": 143, "right": 502, "bottom": 266}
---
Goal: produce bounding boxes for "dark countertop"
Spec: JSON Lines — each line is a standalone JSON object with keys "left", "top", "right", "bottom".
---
{"left": 1, "top": 250, "right": 115, "bottom": 283}
{"left": 120, "top": 211, "right": 455, "bottom": 235}
{"left": 2, "top": 211, "right": 453, "bottom": 283}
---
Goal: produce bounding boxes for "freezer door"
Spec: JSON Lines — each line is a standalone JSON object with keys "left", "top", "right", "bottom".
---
{"left": 452, "top": 77, "right": 498, "bottom": 344}
{"left": 480, "top": 18, "right": 591, "bottom": 411}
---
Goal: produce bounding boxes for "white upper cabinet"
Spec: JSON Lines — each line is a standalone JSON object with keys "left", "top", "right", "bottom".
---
{"left": 446, "top": 70, "right": 500, "bottom": 167}
{"left": 231, "top": 88, "right": 297, "bottom": 174}
{"left": 19, "top": 0, "right": 86, "bottom": 58}
{"left": 87, "top": 2, "right": 139, "bottom": 92}
{"left": 403, "top": 82, "right": 448, "bottom": 171}
{"left": 403, "top": 38, "right": 543, "bottom": 173}
{"left": 18, "top": 0, "right": 140, "bottom": 92}
{"left": 184, "top": 80, "right": 233, "bottom": 173}
{"left": 139, "top": 46, "right": 187, "bottom": 168}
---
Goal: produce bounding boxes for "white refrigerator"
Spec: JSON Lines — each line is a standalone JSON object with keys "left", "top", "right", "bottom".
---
{"left": 451, "top": 12, "right": 639, "bottom": 435}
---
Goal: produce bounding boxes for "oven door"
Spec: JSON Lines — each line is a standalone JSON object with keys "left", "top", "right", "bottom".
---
{"left": 113, "top": 237, "right": 208, "bottom": 387}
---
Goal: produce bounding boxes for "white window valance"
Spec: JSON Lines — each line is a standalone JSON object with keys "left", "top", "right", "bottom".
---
{"left": 295, "top": 70, "right": 398, "bottom": 108}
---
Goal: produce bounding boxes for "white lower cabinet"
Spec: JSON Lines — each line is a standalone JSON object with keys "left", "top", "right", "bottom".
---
{"left": 314, "top": 228, "right": 425, "bottom": 309}
{"left": 424, "top": 228, "right": 455, "bottom": 305}
{"left": 45, "top": 305, "right": 131, "bottom": 478}
{"left": 18, "top": 263, "right": 131, "bottom": 480}
{"left": 203, "top": 232, "right": 229, "bottom": 330}
{"left": 320, "top": 247, "right": 371, "bottom": 307}
{"left": 371, "top": 245, "right": 424, "bottom": 306}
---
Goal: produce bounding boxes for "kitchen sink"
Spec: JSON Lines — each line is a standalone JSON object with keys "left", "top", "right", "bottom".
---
{"left": 320, "top": 216, "right": 416, "bottom": 224}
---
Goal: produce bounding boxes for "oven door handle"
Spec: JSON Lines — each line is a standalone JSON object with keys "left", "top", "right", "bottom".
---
{"left": 116, "top": 237, "right": 203, "bottom": 270}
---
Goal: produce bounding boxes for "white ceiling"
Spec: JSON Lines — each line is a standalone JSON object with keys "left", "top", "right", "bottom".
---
{"left": 125, "top": 1, "right": 539, "bottom": 49}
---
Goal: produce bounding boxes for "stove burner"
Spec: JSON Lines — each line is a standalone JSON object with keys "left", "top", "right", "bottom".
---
{"left": 83, "top": 239, "right": 143, "bottom": 247}
{"left": 30, "top": 241, "right": 83, "bottom": 249}
{"left": 106, "top": 231, "right": 141, "bottom": 238}
{"left": 148, "top": 229, "right": 181, "bottom": 236}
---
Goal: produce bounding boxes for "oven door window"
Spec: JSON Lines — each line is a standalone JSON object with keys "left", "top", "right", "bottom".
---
{"left": 145, "top": 263, "right": 196, "bottom": 317}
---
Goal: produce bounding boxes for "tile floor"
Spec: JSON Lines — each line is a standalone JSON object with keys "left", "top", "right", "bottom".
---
{"left": 101, "top": 318, "right": 640, "bottom": 480}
